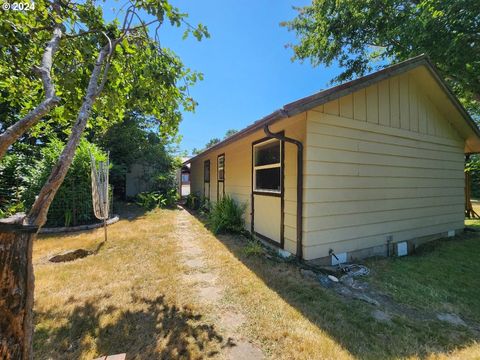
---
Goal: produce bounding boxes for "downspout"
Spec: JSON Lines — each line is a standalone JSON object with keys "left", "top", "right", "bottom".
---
{"left": 263, "top": 124, "right": 304, "bottom": 259}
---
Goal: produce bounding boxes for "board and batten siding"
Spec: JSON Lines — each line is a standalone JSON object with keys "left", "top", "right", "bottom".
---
{"left": 303, "top": 72, "right": 465, "bottom": 260}
{"left": 189, "top": 114, "right": 306, "bottom": 255}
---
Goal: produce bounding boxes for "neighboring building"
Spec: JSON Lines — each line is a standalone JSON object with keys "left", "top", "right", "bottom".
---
{"left": 178, "top": 160, "right": 191, "bottom": 197}
{"left": 185, "top": 56, "right": 480, "bottom": 263}
{"left": 126, "top": 158, "right": 191, "bottom": 198}
{"left": 125, "top": 163, "right": 156, "bottom": 198}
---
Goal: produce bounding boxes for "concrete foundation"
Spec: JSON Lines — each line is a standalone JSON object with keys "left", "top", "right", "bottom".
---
{"left": 306, "top": 228, "right": 464, "bottom": 266}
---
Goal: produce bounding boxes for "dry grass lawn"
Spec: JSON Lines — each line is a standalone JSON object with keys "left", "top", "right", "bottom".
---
{"left": 33, "top": 204, "right": 480, "bottom": 359}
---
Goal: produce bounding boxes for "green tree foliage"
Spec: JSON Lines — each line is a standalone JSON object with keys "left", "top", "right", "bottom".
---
{"left": 191, "top": 129, "right": 239, "bottom": 156}
{"left": 0, "top": 0, "right": 208, "bottom": 157}
{"left": 283, "top": 0, "right": 480, "bottom": 116}
{"left": 224, "top": 129, "right": 238, "bottom": 138}
{"left": 0, "top": 0, "right": 208, "bottom": 225}
{"left": 205, "top": 137, "right": 221, "bottom": 148}
{"left": 23, "top": 138, "right": 107, "bottom": 227}
{"left": 98, "top": 112, "right": 179, "bottom": 197}
{"left": 0, "top": 153, "right": 29, "bottom": 217}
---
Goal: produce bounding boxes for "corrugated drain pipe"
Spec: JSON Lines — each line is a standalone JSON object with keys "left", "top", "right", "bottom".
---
{"left": 263, "top": 124, "right": 303, "bottom": 259}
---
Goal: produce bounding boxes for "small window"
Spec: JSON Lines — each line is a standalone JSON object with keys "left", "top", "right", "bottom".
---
{"left": 254, "top": 139, "right": 281, "bottom": 193}
{"left": 218, "top": 155, "right": 225, "bottom": 181}
{"left": 204, "top": 160, "right": 210, "bottom": 183}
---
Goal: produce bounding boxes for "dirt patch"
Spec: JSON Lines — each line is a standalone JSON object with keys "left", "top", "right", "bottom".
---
{"left": 184, "top": 272, "right": 218, "bottom": 284}
{"left": 183, "top": 258, "right": 205, "bottom": 268}
{"left": 226, "top": 340, "right": 264, "bottom": 360}
{"left": 197, "top": 286, "right": 223, "bottom": 303}
{"left": 219, "top": 311, "right": 246, "bottom": 332}
{"left": 181, "top": 245, "right": 203, "bottom": 257}
{"left": 175, "top": 208, "right": 265, "bottom": 359}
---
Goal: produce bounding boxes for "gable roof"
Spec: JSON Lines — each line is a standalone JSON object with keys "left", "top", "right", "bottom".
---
{"left": 186, "top": 55, "right": 480, "bottom": 163}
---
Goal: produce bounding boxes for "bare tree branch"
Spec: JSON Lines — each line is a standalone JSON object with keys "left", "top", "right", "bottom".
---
{"left": 0, "top": 26, "right": 62, "bottom": 160}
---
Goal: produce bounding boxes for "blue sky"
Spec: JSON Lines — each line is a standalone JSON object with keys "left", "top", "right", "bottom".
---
{"left": 107, "top": 1, "right": 343, "bottom": 155}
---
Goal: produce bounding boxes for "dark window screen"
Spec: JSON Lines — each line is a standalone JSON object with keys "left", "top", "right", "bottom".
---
{"left": 204, "top": 160, "right": 210, "bottom": 182}
{"left": 255, "top": 167, "right": 280, "bottom": 191}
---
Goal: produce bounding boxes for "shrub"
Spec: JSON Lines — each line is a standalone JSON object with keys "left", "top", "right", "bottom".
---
{"left": 0, "top": 153, "right": 29, "bottom": 217}
{"left": 199, "top": 196, "right": 211, "bottom": 214}
{"left": 23, "top": 138, "right": 108, "bottom": 227}
{"left": 243, "top": 240, "right": 264, "bottom": 257}
{"left": 208, "top": 195, "right": 246, "bottom": 234}
{"left": 136, "top": 189, "right": 178, "bottom": 210}
{"left": 185, "top": 193, "right": 200, "bottom": 210}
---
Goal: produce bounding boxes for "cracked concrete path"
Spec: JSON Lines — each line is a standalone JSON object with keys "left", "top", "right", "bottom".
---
{"left": 174, "top": 208, "right": 264, "bottom": 360}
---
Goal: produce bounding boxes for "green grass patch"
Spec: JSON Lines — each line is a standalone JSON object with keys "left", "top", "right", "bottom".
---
{"left": 366, "top": 234, "right": 480, "bottom": 323}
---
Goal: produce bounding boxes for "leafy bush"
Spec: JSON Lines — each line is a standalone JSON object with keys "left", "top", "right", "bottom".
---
{"left": 467, "top": 154, "right": 480, "bottom": 199}
{"left": 185, "top": 193, "right": 200, "bottom": 210}
{"left": 185, "top": 193, "right": 211, "bottom": 213}
{"left": 0, "top": 153, "right": 30, "bottom": 217}
{"left": 136, "top": 189, "right": 178, "bottom": 210}
{"left": 23, "top": 138, "right": 108, "bottom": 227}
{"left": 208, "top": 195, "right": 246, "bottom": 234}
{"left": 199, "top": 196, "right": 211, "bottom": 214}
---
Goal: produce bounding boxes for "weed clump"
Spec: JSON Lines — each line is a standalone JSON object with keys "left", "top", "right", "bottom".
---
{"left": 208, "top": 195, "right": 246, "bottom": 234}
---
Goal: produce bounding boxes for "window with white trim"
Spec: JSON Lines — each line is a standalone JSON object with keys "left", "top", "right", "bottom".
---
{"left": 253, "top": 139, "right": 281, "bottom": 193}
{"left": 218, "top": 155, "right": 225, "bottom": 181}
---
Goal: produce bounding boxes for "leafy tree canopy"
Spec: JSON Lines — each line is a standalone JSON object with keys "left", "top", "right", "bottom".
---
{"left": 98, "top": 112, "right": 180, "bottom": 197}
{"left": 191, "top": 129, "right": 238, "bottom": 156}
{"left": 224, "top": 129, "right": 238, "bottom": 138}
{"left": 0, "top": 0, "right": 209, "bottom": 150}
{"left": 283, "top": 0, "right": 480, "bottom": 116}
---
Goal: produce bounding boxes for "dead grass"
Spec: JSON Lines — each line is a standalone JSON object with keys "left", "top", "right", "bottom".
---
{"left": 33, "top": 205, "right": 225, "bottom": 359}
{"left": 33, "top": 205, "right": 480, "bottom": 359}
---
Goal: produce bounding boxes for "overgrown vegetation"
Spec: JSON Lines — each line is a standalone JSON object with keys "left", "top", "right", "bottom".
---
{"left": 185, "top": 193, "right": 212, "bottom": 214}
{"left": 23, "top": 138, "right": 107, "bottom": 227}
{"left": 136, "top": 189, "right": 178, "bottom": 210}
{"left": 98, "top": 113, "right": 182, "bottom": 199}
{"left": 208, "top": 195, "right": 246, "bottom": 234}
{"left": 0, "top": 153, "right": 28, "bottom": 217}
{"left": 185, "top": 193, "right": 201, "bottom": 210}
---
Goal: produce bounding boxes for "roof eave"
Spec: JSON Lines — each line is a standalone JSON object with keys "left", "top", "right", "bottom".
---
{"left": 184, "top": 54, "right": 480, "bottom": 163}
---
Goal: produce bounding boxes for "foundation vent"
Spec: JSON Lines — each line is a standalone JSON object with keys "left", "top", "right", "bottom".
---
{"left": 397, "top": 241, "right": 408, "bottom": 257}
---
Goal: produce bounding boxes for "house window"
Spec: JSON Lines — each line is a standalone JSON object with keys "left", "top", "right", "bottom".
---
{"left": 204, "top": 160, "right": 210, "bottom": 183}
{"left": 254, "top": 139, "right": 281, "bottom": 193}
{"left": 218, "top": 155, "right": 225, "bottom": 181}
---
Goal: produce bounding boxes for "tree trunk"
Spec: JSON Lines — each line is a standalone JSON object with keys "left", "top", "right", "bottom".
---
{"left": 0, "top": 215, "right": 38, "bottom": 360}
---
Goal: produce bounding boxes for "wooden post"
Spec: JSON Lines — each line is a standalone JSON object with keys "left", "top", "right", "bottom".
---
{"left": 0, "top": 215, "right": 38, "bottom": 360}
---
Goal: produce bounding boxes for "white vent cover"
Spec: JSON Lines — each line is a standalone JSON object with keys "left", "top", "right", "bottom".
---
{"left": 397, "top": 241, "right": 408, "bottom": 257}
{"left": 447, "top": 230, "right": 455, "bottom": 237}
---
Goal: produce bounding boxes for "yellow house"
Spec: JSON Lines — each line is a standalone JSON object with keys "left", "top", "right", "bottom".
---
{"left": 185, "top": 55, "right": 480, "bottom": 263}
